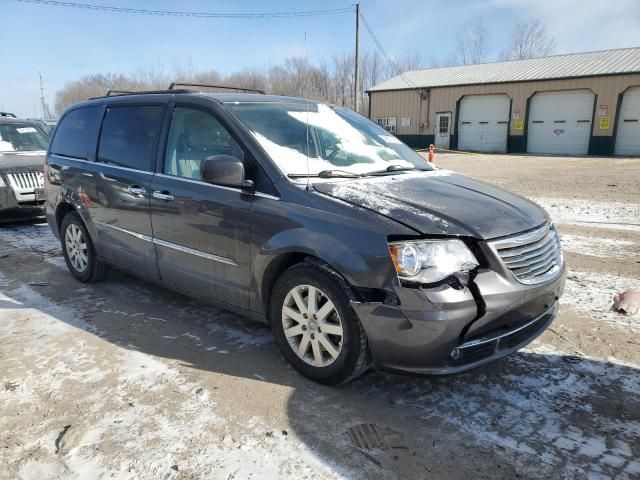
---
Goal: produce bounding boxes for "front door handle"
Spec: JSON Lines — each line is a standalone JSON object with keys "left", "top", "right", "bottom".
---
{"left": 152, "top": 190, "right": 175, "bottom": 201}
{"left": 128, "top": 185, "right": 147, "bottom": 196}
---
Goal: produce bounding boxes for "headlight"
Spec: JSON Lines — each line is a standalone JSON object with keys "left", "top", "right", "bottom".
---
{"left": 388, "top": 239, "right": 479, "bottom": 284}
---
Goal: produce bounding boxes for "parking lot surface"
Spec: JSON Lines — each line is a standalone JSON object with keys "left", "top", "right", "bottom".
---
{"left": 1, "top": 153, "right": 639, "bottom": 479}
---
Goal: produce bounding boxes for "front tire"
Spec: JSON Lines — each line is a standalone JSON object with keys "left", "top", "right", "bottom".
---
{"left": 60, "top": 211, "right": 109, "bottom": 282}
{"left": 269, "top": 262, "right": 370, "bottom": 385}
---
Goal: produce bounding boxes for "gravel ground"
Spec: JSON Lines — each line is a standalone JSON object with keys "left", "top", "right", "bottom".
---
{"left": 1, "top": 153, "right": 639, "bottom": 479}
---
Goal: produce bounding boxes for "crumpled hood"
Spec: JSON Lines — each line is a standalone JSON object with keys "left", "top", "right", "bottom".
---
{"left": 313, "top": 170, "right": 548, "bottom": 240}
{"left": 0, "top": 152, "right": 45, "bottom": 173}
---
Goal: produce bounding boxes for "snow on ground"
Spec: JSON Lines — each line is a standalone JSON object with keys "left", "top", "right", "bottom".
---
{"left": 532, "top": 198, "right": 640, "bottom": 232}
{"left": 356, "top": 340, "right": 640, "bottom": 479}
{"left": 0, "top": 277, "right": 349, "bottom": 480}
{"left": 0, "top": 221, "right": 60, "bottom": 255}
{"left": 559, "top": 234, "right": 638, "bottom": 259}
{"left": 563, "top": 269, "right": 639, "bottom": 330}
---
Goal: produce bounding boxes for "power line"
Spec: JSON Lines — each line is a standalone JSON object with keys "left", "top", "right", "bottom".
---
{"left": 359, "top": 12, "right": 421, "bottom": 90}
{"left": 13, "top": 0, "right": 355, "bottom": 19}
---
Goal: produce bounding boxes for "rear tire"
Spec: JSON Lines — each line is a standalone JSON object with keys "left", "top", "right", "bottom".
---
{"left": 60, "top": 211, "right": 109, "bottom": 283}
{"left": 269, "top": 262, "right": 370, "bottom": 385}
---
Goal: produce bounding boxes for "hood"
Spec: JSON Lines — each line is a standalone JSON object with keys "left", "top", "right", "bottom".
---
{"left": 313, "top": 170, "right": 548, "bottom": 240}
{"left": 0, "top": 152, "right": 45, "bottom": 173}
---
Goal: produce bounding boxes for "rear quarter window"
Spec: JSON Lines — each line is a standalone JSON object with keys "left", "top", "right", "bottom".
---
{"left": 50, "top": 106, "right": 102, "bottom": 159}
{"left": 97, "top": 105, "right": 164, "bottom": 171}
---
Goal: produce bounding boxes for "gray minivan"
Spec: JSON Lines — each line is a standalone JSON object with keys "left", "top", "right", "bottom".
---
{"left": 45, "top": 89, "right": 565, "bottom": 384}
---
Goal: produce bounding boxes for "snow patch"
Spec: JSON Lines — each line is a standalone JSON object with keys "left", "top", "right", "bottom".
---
{"left": 563, "top": 270, "right": 639, "bottom": 330}
{"left": 532, "top": 198, "right": 640, "bottom": 232}
{"left": 559, "top": 234, "right": 638, "bottom": 259}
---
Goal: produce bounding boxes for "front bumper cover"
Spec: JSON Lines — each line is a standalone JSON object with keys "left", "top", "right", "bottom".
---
{"left": 352, "top": 265, "right": 565, "bottom": 375}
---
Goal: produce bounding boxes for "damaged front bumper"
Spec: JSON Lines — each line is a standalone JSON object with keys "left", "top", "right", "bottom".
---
{"left": 352, "top": 265, "right": 565, "bottom": 375}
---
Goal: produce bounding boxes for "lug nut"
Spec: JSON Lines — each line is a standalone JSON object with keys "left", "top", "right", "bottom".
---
{"left": 302, "top": 325, "right": 307, "bottom": 331}
{"left": 303, "top": 313, "right": 308, "bottom": 319}
{"left": 310, "top": 334, "right": 315, "bottom": 340}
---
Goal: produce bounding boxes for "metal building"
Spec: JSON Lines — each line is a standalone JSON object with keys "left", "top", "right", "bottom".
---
{"left": 367, "top": 47, "right": 640, "bottom": 155}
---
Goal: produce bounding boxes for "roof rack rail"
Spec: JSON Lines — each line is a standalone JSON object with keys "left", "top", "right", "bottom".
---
{"left": 89, "top": 89, "right": 193, "bottom": 100}
{"left": 105, "top": 89, "right": 134, "bottom": 96}
{"left": 0, "top": 111, "right": 17, "bottom": 118}
{"left": 168, "top": 82, "right": 265, "bottom": 94}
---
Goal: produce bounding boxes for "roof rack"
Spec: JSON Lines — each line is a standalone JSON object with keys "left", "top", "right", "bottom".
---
{"left": 0, "top": 111, "right": 17, "bottom": 118}
{"left": 104, "top": 88, "right": 193, "bottom": 97}
{"left": 89, "top": 89, "right": 193, "bottom": 100}
{"left": 168, "top": 82, "right": 265, "bottom": 94}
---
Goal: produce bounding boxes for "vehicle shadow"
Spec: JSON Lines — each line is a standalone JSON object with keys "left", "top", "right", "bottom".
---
{"left": 2, "top": 254, "right": 639, "bottom": 479}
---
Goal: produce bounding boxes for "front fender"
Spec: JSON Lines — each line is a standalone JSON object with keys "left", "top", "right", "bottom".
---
{"left": 248, "top": 195, "right": 414, "bottom": 314}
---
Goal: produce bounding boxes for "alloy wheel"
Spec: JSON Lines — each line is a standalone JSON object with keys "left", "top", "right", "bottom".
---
{"left": 281, "top": 284, "right": 344, "bottom": 367}
{"left": 65, "top": 224, "right": 88, "bottom": 273}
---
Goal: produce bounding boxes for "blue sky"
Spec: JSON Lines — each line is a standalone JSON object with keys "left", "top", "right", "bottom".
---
{"left": 1, "top": 0, "right": 639, "bottom": 117}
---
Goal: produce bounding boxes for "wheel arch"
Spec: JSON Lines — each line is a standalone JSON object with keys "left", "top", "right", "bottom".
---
{"left": 260, "top": 252, "right": 363, "bottom": 318}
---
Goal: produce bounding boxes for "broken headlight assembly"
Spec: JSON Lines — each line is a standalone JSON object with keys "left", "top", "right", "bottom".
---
{"left": 388, "top": 239, "right": 479, "bottom": 285}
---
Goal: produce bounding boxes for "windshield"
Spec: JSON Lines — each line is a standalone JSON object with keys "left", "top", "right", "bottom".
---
{"left": 0, "top": 123, "right": 49, "bottom": 153}
{"left": 227, "top": 102, "right": 431, "bottom": 178}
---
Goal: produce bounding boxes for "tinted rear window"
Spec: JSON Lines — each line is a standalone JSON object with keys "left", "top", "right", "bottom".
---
{"left": 97, "top": 105, "right": 164, "bottom": 171}
{"left": 50, "top": 106, "right": 102, "bottom": 159}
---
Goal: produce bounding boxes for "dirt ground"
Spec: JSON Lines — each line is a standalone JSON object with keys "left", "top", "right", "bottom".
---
{"left": 1, "top": 153, "right": 639, "bottom": 479}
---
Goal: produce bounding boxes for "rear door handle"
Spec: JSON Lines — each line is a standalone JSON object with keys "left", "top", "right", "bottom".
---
{"left": 128, "top": 185, "right": 147, "bottom": 196}
{"left": 152, "top": 190, "right": 175, "bottom": 201}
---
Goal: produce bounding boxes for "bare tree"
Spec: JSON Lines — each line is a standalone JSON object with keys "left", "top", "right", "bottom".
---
{"left": 54, "top": 73, "right": 135, "bottom": 114}
{"left": 53, "top": 48, "right": 424, "bottom": 115}
{"left": 395, "top": 50, "right": 425, "bottom": 73}
{"left": 501, "top": 18, "right": 557, "bottom": 60}
{"left": 455, "top": 20, "right": 489, "bottom": 65}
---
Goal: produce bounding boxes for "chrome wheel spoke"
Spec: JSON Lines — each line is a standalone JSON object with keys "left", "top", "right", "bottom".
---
{"left": 318, "top": 333, "right": 340, "bottom": 360}
{"left": 283, "top": 306, "right": 304, "bottom": 324}
{"left": 291, "top": 289, "right": 307, "bottom": 314}
{"left": 306, "top": 286, "right": 317, "bottom": 315}
{"left": 311, "top": 338, "right": 323, "bottom": 366}
{"left": 319, "top": 323, "right": 342, "bottom": 336}
{"left": 284, "top": 324, "right": 303, "bottom": 338}
{"left": 316, "top": 300, "right": 335, "bottom": 322}
{"left": 298, "top": 334, "right": 310, "bottom": 357}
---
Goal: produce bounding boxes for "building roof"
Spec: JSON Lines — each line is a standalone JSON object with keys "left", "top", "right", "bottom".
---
{"left": 368, "top": 47, "right": 640, "bottom": 92}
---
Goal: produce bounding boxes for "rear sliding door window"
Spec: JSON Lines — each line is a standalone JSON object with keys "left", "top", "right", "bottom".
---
{"left": 97, "top": 105, "right": 164, "bottom": 171}
{"left": 50, "top": 106, "right": 102, "bottom": 159}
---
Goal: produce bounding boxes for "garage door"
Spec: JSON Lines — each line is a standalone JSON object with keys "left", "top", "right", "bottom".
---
{"left": 614, "top": 87, "right": 640, "bottom": 155}
{"left": 457, "top": 95, "right": 510, "bottom": 153}
{"left": 527, "top": 90, "right": 594, "bottom": 155}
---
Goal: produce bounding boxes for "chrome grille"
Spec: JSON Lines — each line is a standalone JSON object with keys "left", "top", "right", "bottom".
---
{"left": 5, "top": 171, "right": 44, "bottom": 204}
{"left": 6, "top": 171, "right": 44, "bottom": 191}
{"left": 490, "top": 224, "right": 563, "bottom": 285}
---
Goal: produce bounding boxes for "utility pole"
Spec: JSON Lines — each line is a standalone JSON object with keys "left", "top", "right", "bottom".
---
{"left": 354, "top": 3, "right": 360, "bottom": 113}
{"left": 39, "top": 73, "right": 47, "bottom": 119}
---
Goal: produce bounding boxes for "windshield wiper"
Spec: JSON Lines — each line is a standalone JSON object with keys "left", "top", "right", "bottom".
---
{"left": 288, "top": 169, "right": 362, "bottom": 179}
{"left": 364, "top": 165, "right": 428, "bottom": 176}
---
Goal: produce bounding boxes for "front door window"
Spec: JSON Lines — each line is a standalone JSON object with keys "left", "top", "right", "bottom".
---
{"left": 435, "top": 113, "right": 451, "bottom": 149}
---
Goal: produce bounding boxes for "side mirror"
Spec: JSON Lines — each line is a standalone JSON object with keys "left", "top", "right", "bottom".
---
{"left": 200, "top": 155, "right": 253, "bottom": 191}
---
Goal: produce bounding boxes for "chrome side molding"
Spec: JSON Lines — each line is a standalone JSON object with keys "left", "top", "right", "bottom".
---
{"left": 95, "top": 221, "right": 237, "bottom": 267}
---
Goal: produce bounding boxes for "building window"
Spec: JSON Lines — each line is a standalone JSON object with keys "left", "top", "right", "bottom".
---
{"left": 376, "top": 117, "right": 397, "bottom": 133}
{"left": 438, "top": 115, "right": 449, "bottom": 134}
